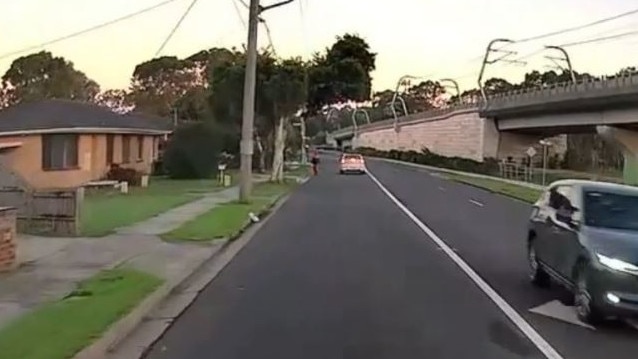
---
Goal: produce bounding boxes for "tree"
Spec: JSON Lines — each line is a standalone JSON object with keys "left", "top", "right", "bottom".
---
{"left": 403, "top": 80, "right": 446, "bottom": 112}
{"left": 1, "top": 51, "right": 100, "bottom": 105}
{"left": 95, "top": 89, "right": 133, "bottom": 113}
{"left": 262, "top": 58, "right": 307, "bottom": 181}
{"left": 307, "top": 33, "right": 377, "bottom": 111}
{"left": 130, "top": 56, "right": 201, "bottom": 117}
{"left": 162, "top": 122, "right": 224, "bottom": 179}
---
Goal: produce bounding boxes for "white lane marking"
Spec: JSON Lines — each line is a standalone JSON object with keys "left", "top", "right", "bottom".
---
{"left": 365, "top": 170, "right": 564, "bottom": 359}
{"left": 438, "top": 186, "right": 446, "bottom": 192}
{"left": 469, "top": 199, "right": 484, "bottom": 207}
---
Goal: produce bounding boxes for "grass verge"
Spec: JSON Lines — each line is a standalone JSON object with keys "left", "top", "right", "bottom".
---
{"left": 81, "top": 176, "right": 234, "bottom": 237}
{"left": 443, "top": 172, "right": 542, "bottom": 204}
{"left": 162, "top": 180, "right": 298, "bottom": 242}
{"left": 0, "top": 268, "right": 162, "bottom": 359}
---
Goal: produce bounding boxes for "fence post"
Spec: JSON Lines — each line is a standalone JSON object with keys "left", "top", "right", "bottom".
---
{"left": 74, "top": 187, "right": 85, "bottom": 236}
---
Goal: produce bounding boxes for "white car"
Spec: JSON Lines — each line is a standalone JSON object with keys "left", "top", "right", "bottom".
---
{"left": 339, "top": 153, "right": 366, "bottom": 174}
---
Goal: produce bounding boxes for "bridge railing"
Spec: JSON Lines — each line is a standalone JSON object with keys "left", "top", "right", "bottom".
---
{"left": 482, "top": 72, "right": 638, "bottom": 111}
{"left": 331, "top": 101, "right": 480, "bottom": 137}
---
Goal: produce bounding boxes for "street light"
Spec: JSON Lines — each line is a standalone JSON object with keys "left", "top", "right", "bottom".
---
{"left": 326, "top": 107, "right": 340, "bottom": 129}
{"left": 391, "top": 75, "right": 420, "bottom": 131}
{"left": 439, "top": 78, "right": 460, "bottom": 100}
{"left": 539, "top": 139, "right": 552, "bottom": 186}
{"left": 291, "top": 117, "right": 307, "bottom": 164}
{"left": 477, "top": 38, "right": 516, "bottom": 103}
{"left": 392, "top": 95, "right": 408, "bottom": 116}
{"left": 543, "top": 45, "right": 576, "bottom": 83}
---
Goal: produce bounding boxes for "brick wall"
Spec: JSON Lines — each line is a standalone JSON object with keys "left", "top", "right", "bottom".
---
{"left": 0, "top": 207, "right": 17, "bottom": 272}
{"left": 357, "top": 110, "right": 486, "bottom": 161}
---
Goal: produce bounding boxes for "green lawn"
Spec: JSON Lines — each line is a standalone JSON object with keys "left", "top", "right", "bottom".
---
{"left": 163, "top": 181, "right": 297, "bottom": 241}
{"left": 0, "top": 268, "right": 162, "bottom": 359}
{"left": 284, "top": 164, "right": 311, "bottom": 178}
{"left": 81, "top": 176, "right": 232, "bottom": 236}
{"left": 444, "top": 173, "right": 542, "bottom": 204}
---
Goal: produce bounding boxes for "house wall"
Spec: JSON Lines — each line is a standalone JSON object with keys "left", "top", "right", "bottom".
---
{"left": 0, "top": 133, "right": 162, "bottom": 189}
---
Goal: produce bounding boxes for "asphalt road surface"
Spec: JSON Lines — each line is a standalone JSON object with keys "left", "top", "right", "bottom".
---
{"left": 144, "top": 155, "right": 637, "bottom": 359}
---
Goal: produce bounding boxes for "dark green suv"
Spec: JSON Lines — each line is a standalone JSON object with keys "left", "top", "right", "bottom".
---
{"left": 527, "top": 180, "right": 638, "bottom": 324}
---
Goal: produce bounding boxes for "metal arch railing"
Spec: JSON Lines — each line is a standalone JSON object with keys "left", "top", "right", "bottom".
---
{"left": 330, "top": 101, "right": 480, "bottom": 138}
{"left": 479, "top": 70, "right": 638, "bottom": 110}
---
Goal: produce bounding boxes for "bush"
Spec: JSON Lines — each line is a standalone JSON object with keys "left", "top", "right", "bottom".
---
{"left": 355, "top": 146, "right": 500, "bottom": 176}
{"left": 163, "top": 122, "right": 224, "bottom": 179}
{"left": 106, "top": 164, "right": 144, "bottom": 186}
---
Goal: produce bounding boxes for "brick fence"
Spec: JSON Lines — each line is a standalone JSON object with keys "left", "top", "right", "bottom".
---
{"left": 0, "top": 207, "right": 18, "bottom": 272}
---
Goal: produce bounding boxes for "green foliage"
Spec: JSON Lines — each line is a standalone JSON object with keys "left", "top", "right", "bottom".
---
{"left": 307, "top": 33, "right": 377, "bottom": 111}
{"left": 355, "top": 146, "right": 500, "bottom": 176}
{"left": 163, "top": 122, "right": 224, "bottom": 179}
{"left": 130, "top": 56, "right": 201, "bottom": 117}
{"left": 1, "top": 51, "right": 99, "bottom": 105}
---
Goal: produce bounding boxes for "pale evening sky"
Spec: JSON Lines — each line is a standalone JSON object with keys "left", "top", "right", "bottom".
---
{"left": 1, "top": 0, "right": 637, "bottom": 94}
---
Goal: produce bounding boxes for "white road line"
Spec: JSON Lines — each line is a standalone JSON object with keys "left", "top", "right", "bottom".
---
{"left": 469, "top": 199, "right": 484, "bottom": 207}
{"left": 365, "top": 170, "right": 564, "bottom": 359}
{"left": 438, "top": 186, "right": 446, "bottom": 192}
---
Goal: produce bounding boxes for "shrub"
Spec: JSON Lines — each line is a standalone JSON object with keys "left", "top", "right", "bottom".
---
{"left": 106, "top": 164, "right": 144, "bottom": 186}
{"left": 163, "top": 122, "right": 224, "bottom": 179}
{"left": 355, "top": 146, "right": 499, "bottom": 176}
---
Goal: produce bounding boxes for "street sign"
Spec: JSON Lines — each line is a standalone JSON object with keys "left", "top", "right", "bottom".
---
{"left": 526, "top": 147, "right": 537, "bottom": 158}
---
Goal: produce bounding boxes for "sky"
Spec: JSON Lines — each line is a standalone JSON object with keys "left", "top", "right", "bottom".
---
{"left": 1, "top": 0, "right": 638, "bottom": 94}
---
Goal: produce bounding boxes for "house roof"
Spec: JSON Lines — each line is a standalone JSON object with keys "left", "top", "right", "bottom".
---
{"left": 0, "top": 99, "right": 173, "bottom": 135}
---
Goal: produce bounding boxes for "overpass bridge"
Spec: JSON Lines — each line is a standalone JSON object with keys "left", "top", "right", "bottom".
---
{"left": 329, "top": 73, "right": 638, "bottom": 184}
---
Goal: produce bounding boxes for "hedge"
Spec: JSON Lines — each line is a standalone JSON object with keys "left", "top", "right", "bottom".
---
{"left": 355, "top": 147, "right": 500, "bottom": 176}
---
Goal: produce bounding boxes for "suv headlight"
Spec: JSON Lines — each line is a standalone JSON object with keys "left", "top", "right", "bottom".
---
{"left": 596, "top": 254, "right": 638, "bottom": 274}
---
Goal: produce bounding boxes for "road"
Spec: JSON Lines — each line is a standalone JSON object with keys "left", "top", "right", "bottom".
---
{"left": 144, "top": 154, "right": 638, "bottom": 359}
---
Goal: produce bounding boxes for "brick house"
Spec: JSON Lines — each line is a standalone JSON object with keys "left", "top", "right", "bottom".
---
{"left": 0, "top": 99, "right": 172, "bottom": 189}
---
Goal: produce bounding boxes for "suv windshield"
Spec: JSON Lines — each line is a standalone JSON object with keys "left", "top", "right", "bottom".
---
{"left": 343, "top": 154, "right": 362, "bottom": 160}
{"left": 584, "top": 190, "right": 638, "bottom": 231}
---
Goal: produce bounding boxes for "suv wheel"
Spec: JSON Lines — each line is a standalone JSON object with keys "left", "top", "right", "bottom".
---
{"left": 528, "top": 242, "right": 550, "bottom": 287}
{"left": 574, "top": 263, "right": 604, "bottom": 325}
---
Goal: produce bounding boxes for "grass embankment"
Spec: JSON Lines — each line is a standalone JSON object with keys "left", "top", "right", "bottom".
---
{"left": 443, "top": 172, "right": 542, "bottom": 204}
{"left": 0, "top": 268, "right": 162, "bottom": 359}
{"left": 81, "top": 176, "right": 235, "bottom": 237}
{"left": 162, "top": 180, "right": 298, "bottom": 242}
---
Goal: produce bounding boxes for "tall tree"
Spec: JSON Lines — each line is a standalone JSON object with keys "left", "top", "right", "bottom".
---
{"left": 129, "top": 56, "right": 201, "bottom": 117}
{"left": 1, "top": 51, "right": 99, "bottom": 104}
{"left": 262, "top": 57, "right": 307, "bottom": 181}
{"left": 95, "top": 89, "right": 133, "bottom": 113}
{"left": 307, "top": 33, "right": 377, "bottom": 111}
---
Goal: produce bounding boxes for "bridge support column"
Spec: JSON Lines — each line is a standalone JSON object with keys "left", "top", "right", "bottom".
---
{"left": 597, "top": 126, "right": 638, "bottom": 185}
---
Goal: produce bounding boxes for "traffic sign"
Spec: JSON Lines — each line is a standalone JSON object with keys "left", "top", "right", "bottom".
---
{"left": 526, "top": 147, "right": 537, "bottom": 157}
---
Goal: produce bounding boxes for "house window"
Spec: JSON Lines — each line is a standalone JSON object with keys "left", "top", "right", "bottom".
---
{"left": 42, "top": 134, "right": 79, "bottom": 170}
{"left": 122, "top": 135, "right": 130, "bottom": 163}
{"left": 137, "top": 135, "right": 144, "bottom": 161}
{"left": 106, "top": 134, "right": 114, "bottom": 164}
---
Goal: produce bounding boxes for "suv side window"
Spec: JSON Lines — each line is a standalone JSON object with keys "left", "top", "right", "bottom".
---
{"left": 550, "top": 185, "right": 577, "bottom": 222}
{"left": 549, "top": 186, "right": 573, "bottom": 210}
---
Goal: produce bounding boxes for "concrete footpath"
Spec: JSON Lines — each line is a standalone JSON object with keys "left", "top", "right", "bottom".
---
{"left": 0, "top": 185, "right": 247, "bottom": 358}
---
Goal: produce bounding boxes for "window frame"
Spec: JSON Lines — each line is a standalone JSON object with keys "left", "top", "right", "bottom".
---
{"left": 41, "top": 134, "right": 79, "bottom": 171}
{"left": 136, "top": 135, "right": 144, "bottom": 161}
{"left": 106, "top": 134, "right": 114, "bottom": 165}
{"left": 121, "top": 135, "right": 131, "bottom": 164}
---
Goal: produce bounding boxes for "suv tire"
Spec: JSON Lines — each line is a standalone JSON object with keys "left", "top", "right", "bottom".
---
{"left": 574, "top": 262, "right": 604, "bottom": 325}
{"left": 528, "top": 241, "right": 550, "bottom": 287}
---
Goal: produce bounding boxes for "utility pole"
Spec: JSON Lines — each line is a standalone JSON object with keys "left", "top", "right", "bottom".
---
{"left": 299, "top": 117, "right": 307, "bottom": 164}
{"left": 238, "top": 0, "right": 296, "bottom": 202}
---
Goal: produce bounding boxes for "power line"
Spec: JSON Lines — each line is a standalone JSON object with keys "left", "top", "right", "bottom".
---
{"left": 231, "top": 0, "right": 248, "bottom": 30}
{"left": 515, "top": 6, "right": 638, "bottom": 43}
{"left": 0, "top": 0, "right": 182, "bottom": 61}
{"left": 440, "top": 7, "right": 638, "bottom": 81}
{"left": 155, "top": 0, "right": 202, "bottom": 57}
{"left": 560, "top": 30, "right": 638, "bottom": 47}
